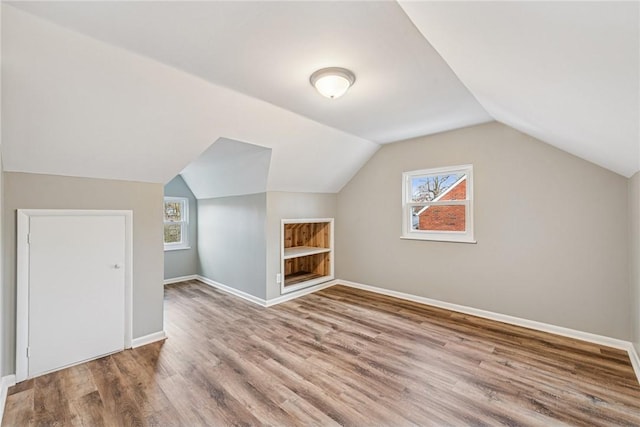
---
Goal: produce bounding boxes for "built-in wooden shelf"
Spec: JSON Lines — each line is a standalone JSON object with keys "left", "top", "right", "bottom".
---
{"left": 281, "top": 218, "right": 334, "bottom": 294}
{"left": 284, "top": 271, "right": 328, "bottom": 287}
{"left": 283, "top": 246, "right": 331, "bottom": 260}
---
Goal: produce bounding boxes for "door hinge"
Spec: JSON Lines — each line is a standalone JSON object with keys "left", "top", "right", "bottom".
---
{"left": 26, "top": 347, "right": 31, "bottom": 358}
{"left": 27, "top": 233, "right": 31, "bottom": 244}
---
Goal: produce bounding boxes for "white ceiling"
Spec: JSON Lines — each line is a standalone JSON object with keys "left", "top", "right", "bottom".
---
{"left": 6, "top": 1, "right": 490, "bottom": 145}
{"left": 2, "top": 0, "right": 639, "bottom": 192}
{"left": 2, "top": 6, "right": 378, "bottom": 192}
{"left": 399, "top": 1, "right": 640, "bottom": 177}
{"left": 181, "top": 139, "right": 271, "bottom": 199}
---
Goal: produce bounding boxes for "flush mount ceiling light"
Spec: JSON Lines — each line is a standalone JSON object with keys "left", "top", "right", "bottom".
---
{"left": 310, "top": 67, "right": 356, "bottom": 99}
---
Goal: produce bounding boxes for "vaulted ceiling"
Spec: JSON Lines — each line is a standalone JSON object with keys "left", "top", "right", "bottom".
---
{"left": 2, "top": 1, "right": 638, "bottom": 195}
{"left": 399, "top": 1, "right": 639, "bottom": 178}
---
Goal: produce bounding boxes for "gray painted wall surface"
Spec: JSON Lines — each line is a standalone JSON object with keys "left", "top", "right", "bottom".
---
{"left": 630, "top": 172, "right": 640, "bottom": 352}
{"left": 164, "top": 175, "right": 198, "bottom": 280}
{"left": 265, "top": 192, "right": 337, "bottom": 300}
{"left": 0, "top": 151, "right": 4, "bottom": 378}
{"left": 2, "top": 172, "right": 164, "bottom": 375}
{"left": 336, "top": 122, "right": 630, "bottom": 339}
{"left": 197, "top": 193, "right": 267, "bottom": 300}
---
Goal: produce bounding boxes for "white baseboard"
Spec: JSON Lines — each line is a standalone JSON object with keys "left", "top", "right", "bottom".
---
{"left": 0, "top": 375, "right": 16, "bottom": 424}
{"left": 195, "top": 276, "right": 336, "bottom": 308}
{"left": 265, "top": 280, "right": 337, "bottom": 307}
{"left": 164, "top": 275, "right": 198, "bottom": 285}
{"left": 336, "top": 280, "right": 631, "bottom": 350}
{"left": 627, "top": 343, "right": 640, "bottom": 383}
{"left": 197, "top": 275, "right": 267, "bottom": 306}
{"left": 131, "top": 330, "right": 167, "bottom": 348}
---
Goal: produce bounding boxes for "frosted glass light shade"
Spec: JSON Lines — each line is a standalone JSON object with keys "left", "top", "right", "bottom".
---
{"left": 310, "top": 67, "right": 356, "bottom": 99}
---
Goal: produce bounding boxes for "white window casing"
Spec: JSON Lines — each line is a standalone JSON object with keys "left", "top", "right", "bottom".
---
{"left": 164, "top": 197, "right": 190, "bottom": 250}
{"left": 401, "top": 164, "right": 476, "bottom": 243}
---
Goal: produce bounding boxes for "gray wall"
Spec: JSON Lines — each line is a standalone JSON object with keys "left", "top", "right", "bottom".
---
{"left": 197, "top": 193, "right": 267, "bottom": 300}
{"left": 2, "top": 172, "right": 164, "bottom": 375}
{"left": 164, "top": 175, "right": 198, "bottom": 280}
{"left": 265, "top": 192, "right": 337, "bottom": 300}
{"left": 336, "top": 122, "right": 630, "bottom": 340}
{"left": 0, "top": 150, "right": 3, "bottom": 378}
{"left": 630, "top": 171, "right": 640, "bottom": 352}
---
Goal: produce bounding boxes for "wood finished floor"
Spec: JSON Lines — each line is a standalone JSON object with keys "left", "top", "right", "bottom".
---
{"left": 3, "top": 280, "right": 640, "bottom": 426}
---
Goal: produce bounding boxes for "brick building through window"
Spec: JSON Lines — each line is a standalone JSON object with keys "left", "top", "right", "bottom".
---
{"left": 417, "top": 177, "right": 466, "bottom": 231}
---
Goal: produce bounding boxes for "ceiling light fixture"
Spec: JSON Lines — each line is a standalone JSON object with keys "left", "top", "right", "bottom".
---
{"left": 310, "top": 67, "right": 356, "bottom": 99}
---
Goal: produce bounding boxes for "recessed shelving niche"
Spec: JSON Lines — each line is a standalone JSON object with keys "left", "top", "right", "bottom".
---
{"left": 281, "top": 218, "right": 334, "bottom": 293}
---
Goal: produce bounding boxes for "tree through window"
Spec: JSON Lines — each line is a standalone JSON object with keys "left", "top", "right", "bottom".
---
{"left": 164, "top": 197, "right": 189, "bottom": 250}
{"left": 402, "top": 165, "right": 475, "bottom": 243}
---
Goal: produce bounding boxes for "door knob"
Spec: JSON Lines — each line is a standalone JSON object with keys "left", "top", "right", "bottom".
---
{"left": 114, "top": 264, "right": 121, "bottom": 269}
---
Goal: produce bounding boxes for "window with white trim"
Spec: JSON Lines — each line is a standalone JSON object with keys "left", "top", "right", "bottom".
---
{"left": 164, "top": 197, "right": 189, "bottom": 250}
{"left": 402, "top": 164, "right": 475, "bottom": 243}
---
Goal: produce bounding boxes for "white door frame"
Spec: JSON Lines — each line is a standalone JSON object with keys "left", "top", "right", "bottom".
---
{"left": 16, "top": 209, "right": 133, "bottom": 382}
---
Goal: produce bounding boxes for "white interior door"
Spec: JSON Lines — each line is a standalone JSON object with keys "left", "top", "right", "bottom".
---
{"left": 27, "top": 215, "right": 126, "bottom": 378}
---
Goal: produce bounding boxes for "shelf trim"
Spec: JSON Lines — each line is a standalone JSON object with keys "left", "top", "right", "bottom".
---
{"left": 283, "top": 246, "right": 331, "bottom": 260}
{"left": 282, "top": 275, "right": 334, "bottom": 294}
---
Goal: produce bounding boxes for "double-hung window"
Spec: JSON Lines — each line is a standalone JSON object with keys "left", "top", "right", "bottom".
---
{"left": 402, "top": 164, "right": 475, "bottom": 243}
{"left": 164, "top": 197, "right": 189, "bottom": 250}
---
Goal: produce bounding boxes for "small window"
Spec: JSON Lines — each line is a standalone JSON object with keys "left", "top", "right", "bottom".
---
{"left": 164, "top": 197, "right": 189, "bottom": 250}
{"left": 402, "top": 164, "right": 475, "bottom": 243}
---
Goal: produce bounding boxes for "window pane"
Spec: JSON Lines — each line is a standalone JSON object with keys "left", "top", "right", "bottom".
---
{"left": 164, "top": 224, "right": 182, "bottom": 244}
{"left": 412, "top": 205, "right": 466, "bottom": 232}
{"left": 410, "top": 173, "right": 466, "bottom": 202}
{"left": 164, "top": 201, "right": 183, "bottom": 222}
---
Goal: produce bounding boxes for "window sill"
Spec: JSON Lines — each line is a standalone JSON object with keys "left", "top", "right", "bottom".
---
{"left": 164, "top": 246, "right": 191, "bottom": 252}
{"left": 400, "top": 236, "right": 477, "bottom": 244}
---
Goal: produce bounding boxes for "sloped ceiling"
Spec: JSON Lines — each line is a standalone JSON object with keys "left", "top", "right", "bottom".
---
{"left": 2, "top": 6, "right": 378, "bottom": 192}
{"left": 2, "top": 1, "right": 638, "bottom": 192}
{"left": 181, "top": 139, "right": 271, "bottom": 199}
{"left": 6, "top": 1, "right": 490, "bottom": 145}
{"left": 399, "top": 1, "right": 640, "bottom": 177}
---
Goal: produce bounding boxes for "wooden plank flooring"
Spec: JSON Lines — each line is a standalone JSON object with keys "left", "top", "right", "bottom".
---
{"left": 3, "top": 280, "right": 640, "bottom": 426}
